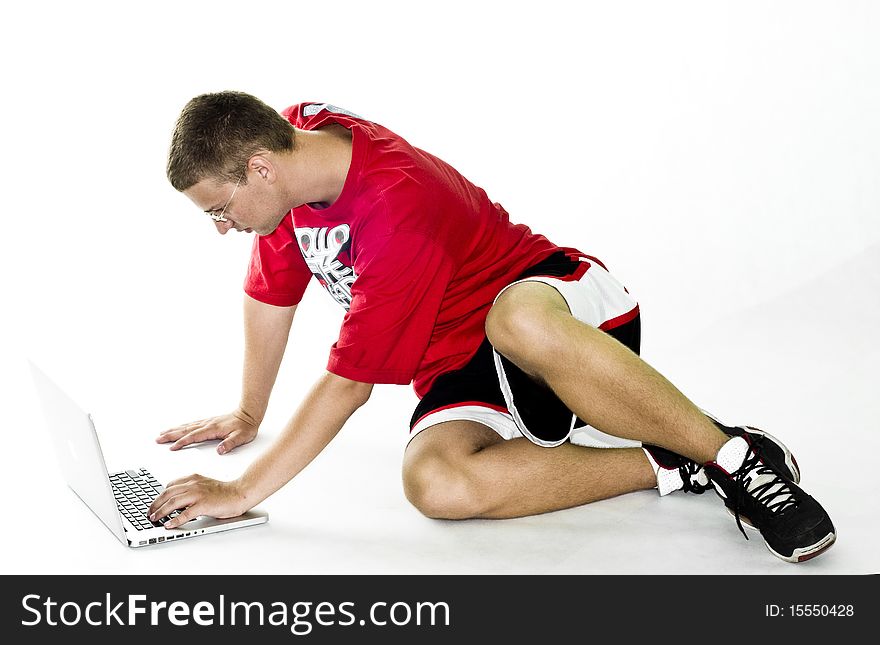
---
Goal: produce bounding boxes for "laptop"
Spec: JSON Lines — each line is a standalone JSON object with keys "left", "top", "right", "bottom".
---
{"left": 29, "top": 361, "right": 268, "bottom": 547}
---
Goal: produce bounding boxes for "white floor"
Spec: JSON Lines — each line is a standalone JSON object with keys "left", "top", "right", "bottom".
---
{"left": 3, "top": 244, "right": 877, "bottom": 576}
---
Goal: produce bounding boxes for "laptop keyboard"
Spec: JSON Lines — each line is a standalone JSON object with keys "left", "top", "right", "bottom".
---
{"left": 110, "top": 468, "right": 180, "bottom": 531}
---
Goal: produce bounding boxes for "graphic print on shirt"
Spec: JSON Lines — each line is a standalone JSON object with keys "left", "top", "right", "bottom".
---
{"left": 295, "top": 224, "right": 357, "bottom": 310}
{"left": 302, "top": 103, "right": 363, "bottom": 119}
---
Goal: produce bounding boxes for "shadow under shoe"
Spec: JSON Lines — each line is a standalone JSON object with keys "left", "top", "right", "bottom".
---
{"left": 704, "top": 435, "right": 836, "bottom": 563}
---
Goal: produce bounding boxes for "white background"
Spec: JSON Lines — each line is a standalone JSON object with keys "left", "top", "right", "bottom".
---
{"left": 0, "top": 0, "right": 877, "bottom": 574}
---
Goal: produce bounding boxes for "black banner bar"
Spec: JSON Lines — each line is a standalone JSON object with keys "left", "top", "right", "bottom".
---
{"left": 3, "top": 575, "right": 876, "bottom": 642}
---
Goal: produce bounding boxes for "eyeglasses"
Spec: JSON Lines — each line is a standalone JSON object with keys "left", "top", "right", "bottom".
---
{"left": 206, "top": 173, "right": 244, "bottom": 223}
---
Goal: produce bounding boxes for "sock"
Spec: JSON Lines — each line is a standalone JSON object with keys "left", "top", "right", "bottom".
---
{"left": 642, "top": 447, "right": 683, "bottom": 496}
{"left": 713, "top": 436, "right": 749, "bottom": 473}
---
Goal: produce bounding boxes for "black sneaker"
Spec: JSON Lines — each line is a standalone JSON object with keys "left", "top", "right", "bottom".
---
{"left": 704, "top": 435, "right": 836, "bottom": 563}
{"left": 642, "top": 412, "right": 800, "bottom": 495}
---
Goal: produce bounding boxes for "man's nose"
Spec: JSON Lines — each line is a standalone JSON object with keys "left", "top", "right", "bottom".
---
{"left": 214, "top": 219, "right": 234, "bottom": 235}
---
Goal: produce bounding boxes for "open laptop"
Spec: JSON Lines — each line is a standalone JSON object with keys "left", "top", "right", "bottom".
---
{"left": 29, "top": 361, "right": 268, "bottom": 548}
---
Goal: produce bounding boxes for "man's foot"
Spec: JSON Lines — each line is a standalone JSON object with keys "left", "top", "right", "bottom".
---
{"left": 642, "top": 413, "right": 800, "bottom": 496}
{"left": 704, "top": 435, "right": 836, "bottom": 563}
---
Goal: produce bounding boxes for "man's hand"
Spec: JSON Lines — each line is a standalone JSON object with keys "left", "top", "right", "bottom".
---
{"left": 156, "top": 410, "right": 260, "bottom": 454}
{"left": 148, "top": 474, "right": 248, "bottom": 528}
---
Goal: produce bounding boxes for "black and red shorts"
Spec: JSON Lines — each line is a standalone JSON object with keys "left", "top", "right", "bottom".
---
{"left": 409, "top": 251, "right": 642, "bottom": 448}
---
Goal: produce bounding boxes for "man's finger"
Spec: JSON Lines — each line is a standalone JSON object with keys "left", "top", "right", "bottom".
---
{"left": 148, "top": 487, "right": 182, "bottom": 517}
{"left": 218, "top": 427, "right": 259, "bottom": 455}
{"left": 163, "top": 505, "right": 199, "bottom": 529}
{"left": 157, "top": 419, "right": 211, "bottom": 438}
{"left": 156, "top": 429, "right": 188, "bottom": 444}
{"left": 217, "top": 430, "right": 246, "bottom": 455}
{"left": 156, "top": 423, "right": 207, "bottom": 444}
{"left": 149, "top": 492, "right": 195, "bottom": 523}
{"left": 148, "top": 476, "right": 203, "bottom": 515}
{"left": 169, "top": 427, "right": 226, "bottom": 451}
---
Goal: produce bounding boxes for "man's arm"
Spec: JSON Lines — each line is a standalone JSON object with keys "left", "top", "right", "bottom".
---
{"left": 239, "top": 294, "right": 296, "bottom": 429}
{"left": 156, "top": 294, "right": 296, "bottom": 453}
{"left": 148, "top": 372, "right": 373, "bottom": 526}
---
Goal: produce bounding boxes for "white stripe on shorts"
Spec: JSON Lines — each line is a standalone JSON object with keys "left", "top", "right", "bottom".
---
{"left": 409, "top": 404, "right": 522, "bottom": 444}
{"left": 493, "top": 260, "right": 638, "bottom": 328}
{"left": 409, "top": 403, "right": 640, "bottom": 448}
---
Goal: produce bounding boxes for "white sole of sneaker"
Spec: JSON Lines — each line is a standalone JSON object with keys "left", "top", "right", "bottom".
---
{"left": 767, "top": 531, "right": 837, "bottom": 563}
{"left": 725, "top": 509, "right": 836, "bottom": 562}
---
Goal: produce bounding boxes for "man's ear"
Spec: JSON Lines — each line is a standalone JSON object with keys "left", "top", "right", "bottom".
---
{"left": 248, "top": 154, "right": 275, "bottom": 183}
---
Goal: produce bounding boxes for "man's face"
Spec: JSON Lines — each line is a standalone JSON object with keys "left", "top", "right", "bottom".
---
{"left": 184, "top": 175, "right": 287, "bottom": 237}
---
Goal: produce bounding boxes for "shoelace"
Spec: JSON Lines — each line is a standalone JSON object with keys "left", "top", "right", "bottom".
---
{"left": 731, "top": 438, "right": 800, "bottom": 539}
{"left": 678, "top": 461, "right": 708, "bottom": 494}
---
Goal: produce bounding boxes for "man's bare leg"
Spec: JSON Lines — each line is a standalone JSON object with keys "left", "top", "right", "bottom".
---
{"left": 403, "top": 421, "right": 655, "bottom": 519}
{"left": 485, "top": 281, "right": 729, "bottom": 464}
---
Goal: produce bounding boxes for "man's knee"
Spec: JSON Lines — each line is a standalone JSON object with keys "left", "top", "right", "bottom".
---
{"left": 485, "top": 282, "right": 569, "bottom": 368}
{"left": 402, "top": 451, "right": 485, "bottom": 520}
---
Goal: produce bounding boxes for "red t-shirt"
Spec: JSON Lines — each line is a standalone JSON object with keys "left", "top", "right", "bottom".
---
{"left": 244, "top": 103, "right": 579, "bottom": 397}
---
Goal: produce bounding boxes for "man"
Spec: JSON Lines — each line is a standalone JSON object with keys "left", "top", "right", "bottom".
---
{"left": 149, "top": 91, "right": 835, "bottom": 563}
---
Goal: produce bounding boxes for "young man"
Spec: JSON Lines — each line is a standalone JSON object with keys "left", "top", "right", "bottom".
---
{"left": 150, "top": 91, "right": 835, "bottom": 563}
